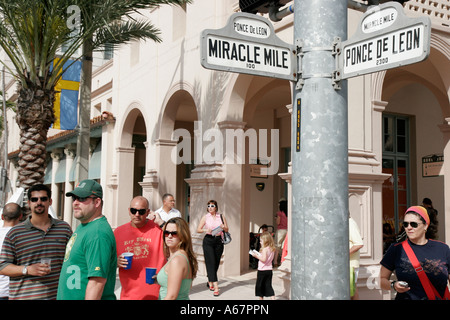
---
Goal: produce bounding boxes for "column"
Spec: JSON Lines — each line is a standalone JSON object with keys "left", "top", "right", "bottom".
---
{"left": 64, "top": 144, "right": 76, "bottom": 226}
{"left": 50, "top": 149, "right": 63, "bottom": 217}
{"left": 115, "top": 146, "right": 135, "bottom": 227}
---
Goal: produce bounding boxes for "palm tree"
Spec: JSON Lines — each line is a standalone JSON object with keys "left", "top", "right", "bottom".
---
{"left": 71, "top": 0, "right": 191, "bottom": 182}
{"left": 0, "top": 0, "right": 190, "bottom": 189}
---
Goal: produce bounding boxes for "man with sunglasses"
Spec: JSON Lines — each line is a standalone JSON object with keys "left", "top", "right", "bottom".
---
{"left": 114, "top": 196, "right": 166, "bottom": 299}
{"left": 0, "top": 184, "right": 72, "bottom": 300}
{"left": 57, "top": 179, "right": 117, "bottom": 300}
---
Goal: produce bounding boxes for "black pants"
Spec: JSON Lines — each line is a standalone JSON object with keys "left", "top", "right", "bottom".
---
{"left": 255, "top": 270, "right": 274, "bottom": 297}
{"left": 203, "top": 235, "right": 224, "bottom": 282}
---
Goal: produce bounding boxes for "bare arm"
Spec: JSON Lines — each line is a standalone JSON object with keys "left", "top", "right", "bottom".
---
{"left": 349, "top": 245, "right": 363, "bottom": 255}
{"left": 148, "top": 211, "right": 165, "bottom": 228}
{"left": 85, "top": 277, "right": 107, "bottom": 300}
{"left": 163, "top": 255, "right": 188, "bottom": 300}
{"left": 196, "top": 216, "right": 209, "bottom": 233}
{"left": 0, "top": 263, "right": 50, "bottom": 277}
{"left": 379, "top": 266, "right": 409, "bottom": 293}
{"left": 252, "top": 247, "right": 269, "bottom": 263}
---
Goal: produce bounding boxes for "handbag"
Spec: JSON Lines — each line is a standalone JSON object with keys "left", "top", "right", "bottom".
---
{"left": 220, "top": 214, "right": 232, "bottom": 245}
{"left": 402, "top": 240, "right": 450, "bottom": 300}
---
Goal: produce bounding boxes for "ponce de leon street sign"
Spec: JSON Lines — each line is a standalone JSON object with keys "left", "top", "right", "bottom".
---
{"left": 340, "top": 2, "right": 431, "bottom": 79}
{"left": 200, "top": 12, "right": 296, "bottom": 81}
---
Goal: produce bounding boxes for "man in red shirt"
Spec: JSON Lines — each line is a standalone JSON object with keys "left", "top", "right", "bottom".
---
{"left": 114, "top": 196, "right": 166, "bottom": 300}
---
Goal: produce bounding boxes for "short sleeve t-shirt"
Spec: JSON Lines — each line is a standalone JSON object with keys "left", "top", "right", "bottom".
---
{"left": 380, "top": 239, "right": 450, "bottom": 300}
{"left": 0, "top": 216, "right": 72, "bottom": 300}
{"left": 57, "top": 216, "right": 117, "bottom": 300}
{"left": 114, "top": 220, "right": 166, "bottom": 300}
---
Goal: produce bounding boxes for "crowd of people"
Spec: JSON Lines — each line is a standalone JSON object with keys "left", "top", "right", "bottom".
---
{"left": 0, "top": 179, "right": 448, "bottom": 300}
{"left": 0, "top": 179, "right": 231, "bottom": 300}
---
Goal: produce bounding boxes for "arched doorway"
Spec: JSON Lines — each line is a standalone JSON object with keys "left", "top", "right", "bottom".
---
{"left": 241, "top": 77, "right": 292, "bottom": 270}
{"left": 381, "top": 44, "right": 450, "bottom": 248}
{"left": 116, "top": 104, "right": 148, "bottom": 227}
{"left": 157, "top": 88, "right": 198, "bottom": 220}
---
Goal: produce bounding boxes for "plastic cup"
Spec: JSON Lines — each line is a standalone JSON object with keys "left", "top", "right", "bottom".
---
{"left": 145, "top": 267, "right": 157, "bottom": 284}
{"left": 122, "top": 252, "right": 134, "bottom": 270}
{"left": 41, "top": 258, "right": 51, "bottom": 271}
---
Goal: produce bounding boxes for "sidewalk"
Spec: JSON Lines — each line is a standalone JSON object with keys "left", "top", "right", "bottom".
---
{"left": 114, "top": 268, "right": 289, "bottom": 300}
{"left": 188, "top": 269, "right": 288, "bottom": 300}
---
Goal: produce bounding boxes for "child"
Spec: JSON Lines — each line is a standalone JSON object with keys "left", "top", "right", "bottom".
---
{"left": 251, "top": 232, "right": 276, "bottom": 300}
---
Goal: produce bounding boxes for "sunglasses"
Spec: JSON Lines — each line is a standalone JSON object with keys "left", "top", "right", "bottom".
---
{"left": 130, "top": 208, "right": 147, "bottom": 215}
{"left": 71, "top": 196, "right": 97, "bottom": 203}
{"left": 207, "top": 204, "right": 216, "bottom": 208}
{"left": 30, "top": 196, "right": 49, "bottom": 202}
{"left": 403, "top": 221, "right": 421, "bottom": 228}
{"left": 164, "top": 230, "right": 178, "bottom": 237}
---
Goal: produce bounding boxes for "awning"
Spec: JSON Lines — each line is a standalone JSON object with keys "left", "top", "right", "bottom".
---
{"left": 44, "top": 142, "right": 102, "bottom": 183}
{"left": 54, "top": 155, "right": 67, "bottom": 183}
{"left": 70, "top": 142, "right": 102, "bottom": 181}
{"left": 89, "top": 143, "right": 101, "bottom": 180}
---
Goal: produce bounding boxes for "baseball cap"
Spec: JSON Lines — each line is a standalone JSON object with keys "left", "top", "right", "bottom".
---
{"left": 66, "top": 179, "right": 103, "bottom": 199}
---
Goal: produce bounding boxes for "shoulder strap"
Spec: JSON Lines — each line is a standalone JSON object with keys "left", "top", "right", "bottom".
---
{"left": 401, "top": 240, "right": 444, "bottom": 300}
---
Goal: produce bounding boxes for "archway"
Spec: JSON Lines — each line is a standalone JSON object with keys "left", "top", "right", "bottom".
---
{"left": 220, "top": 74, "right": 292, "bottom": 272}
{"left": 157, "top": 88, "right": 198, "bottom": 219}
{"left": 116, "top": 103, "right": 148, "bottom": 227}
{"left": 380, "top": 40, "right": 450, "bottom": 246}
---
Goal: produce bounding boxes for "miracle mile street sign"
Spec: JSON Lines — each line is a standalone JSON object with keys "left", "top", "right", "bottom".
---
{"left": 201, "top": 12, "right": 296, "bottom": 81}
{"left": 340, "top": 2, "right": 431, "bottom": 79}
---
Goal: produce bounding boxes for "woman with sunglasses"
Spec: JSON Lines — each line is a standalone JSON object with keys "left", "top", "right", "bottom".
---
{"left": 196, "top": 200, "right": 229, "bottom": 296}
{"left": 156, "top": 218, "right": 197, "bottom": 300}
{"left": 380, "top": 206, "right": 450, "bottom": 300}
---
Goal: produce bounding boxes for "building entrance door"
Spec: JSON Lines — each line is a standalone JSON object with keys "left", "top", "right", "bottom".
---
{"left": 382, "top": 114, "right": 410, "bottom": 252}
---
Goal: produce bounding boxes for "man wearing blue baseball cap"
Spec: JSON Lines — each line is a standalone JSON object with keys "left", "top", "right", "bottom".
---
{"left": 57, "top": 179, "right": 117, "bottom": 300}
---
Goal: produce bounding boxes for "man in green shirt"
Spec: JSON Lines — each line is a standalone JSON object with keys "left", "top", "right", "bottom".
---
{"left": 57, "top": 179, "right": 117, "bottom": 300}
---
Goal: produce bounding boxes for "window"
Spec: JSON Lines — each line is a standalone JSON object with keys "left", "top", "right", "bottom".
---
{"left": 382, "top": 114, "right": 410, "bottom": 252}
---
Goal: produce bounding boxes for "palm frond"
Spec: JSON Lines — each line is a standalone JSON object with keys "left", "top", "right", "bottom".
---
{"left": 93, "top": 20, "right": 162, "bottom": 51}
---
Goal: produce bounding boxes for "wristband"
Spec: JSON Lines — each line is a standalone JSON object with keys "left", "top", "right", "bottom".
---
{"left": 391, "top": 281, "right": 397, "bottom": 291}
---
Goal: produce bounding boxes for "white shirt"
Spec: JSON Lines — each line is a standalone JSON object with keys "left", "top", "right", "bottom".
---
{"left": 0, "top": 226, "right": 12, "bottom": 297}
{"left": 155, "top": 207, "right": 181, "bottom": 222}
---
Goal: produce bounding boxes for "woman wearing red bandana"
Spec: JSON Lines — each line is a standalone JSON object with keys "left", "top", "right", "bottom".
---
{"left": 380, "top": 206, "right": 450, "bottom": 300}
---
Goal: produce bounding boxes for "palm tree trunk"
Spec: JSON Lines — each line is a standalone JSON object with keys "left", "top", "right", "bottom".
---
{"left": 16, "top": 81, "right": 55, "bottom": 189}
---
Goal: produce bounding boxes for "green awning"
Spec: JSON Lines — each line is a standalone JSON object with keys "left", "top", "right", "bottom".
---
{"left": 44, "top": 142, "right": 102, "bottom": 184}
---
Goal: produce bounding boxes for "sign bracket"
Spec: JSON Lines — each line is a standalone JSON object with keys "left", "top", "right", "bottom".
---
{"left": 295, "top": 38, "right": 304, "bottom": 90}
{"left": 295, "top": 37, "right": 343, "bottom": 90}
{"left": 332, "top": 36, "right": 342, "bottom": 90}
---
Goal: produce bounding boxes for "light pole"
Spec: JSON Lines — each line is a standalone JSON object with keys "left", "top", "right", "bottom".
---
{"left": 239, "top": 0, "right": 350, "bottom": 299}
{"left": 290, "top": 0, "right": 349, "bottom": 299}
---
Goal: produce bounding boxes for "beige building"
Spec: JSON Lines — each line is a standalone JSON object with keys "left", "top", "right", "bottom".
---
{"left": 3, "top": 1, "right": 450, "bottom": 299}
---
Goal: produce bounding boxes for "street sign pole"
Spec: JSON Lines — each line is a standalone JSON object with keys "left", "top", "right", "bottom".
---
{"left": 291, "top": 0, "right": 350, "bottom": 299}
